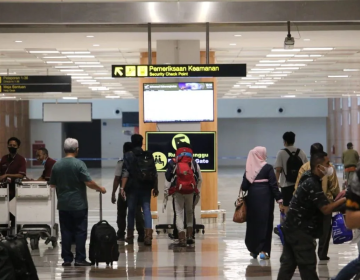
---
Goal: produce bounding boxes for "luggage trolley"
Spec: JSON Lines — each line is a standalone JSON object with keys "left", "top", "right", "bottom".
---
{"left": 0, "top": 183, "right": 9, "bottom": 235}
{"left": 15, "top": 181, "right": 58, "bottom": 250}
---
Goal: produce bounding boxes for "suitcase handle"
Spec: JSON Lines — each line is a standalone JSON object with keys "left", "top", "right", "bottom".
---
{"left": 98, "top": 191, "right": 103, "bottom": 220}
{"left": 97, "top": 220, "right": 110, "bottom": 225}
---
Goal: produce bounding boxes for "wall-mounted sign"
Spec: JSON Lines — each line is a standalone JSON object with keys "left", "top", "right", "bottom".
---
{"left": 145, "top": 131, "right": 216, "bottom": 172}
{"left": 112, "top": 64, "right": 246, "bottom": 78}
{"left": 0, "top": 76, "right": 71, "bottom": 93}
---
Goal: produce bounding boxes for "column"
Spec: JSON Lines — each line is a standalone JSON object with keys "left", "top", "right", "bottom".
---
{"left": 351, "top": 97, "right": 360, "bottom": 151}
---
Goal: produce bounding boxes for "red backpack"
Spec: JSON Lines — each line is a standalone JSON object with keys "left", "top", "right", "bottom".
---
{"left": 169, "top": 147, "right": 198, "bottom": 195}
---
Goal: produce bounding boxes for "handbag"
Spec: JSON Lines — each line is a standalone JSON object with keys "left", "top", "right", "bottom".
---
{"left": 332, "top": 213, "right": 353, "bottom": 244}
{"left": 233, "top": 187, "right": 247, "bottom": 223}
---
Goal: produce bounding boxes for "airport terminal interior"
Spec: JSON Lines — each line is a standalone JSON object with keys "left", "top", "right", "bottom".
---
{"left": 2, "top": 1, "right": 360, "bottom": 279}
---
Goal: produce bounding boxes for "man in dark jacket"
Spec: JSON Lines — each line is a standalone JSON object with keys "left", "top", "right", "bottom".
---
{"left": 277, "top": 152, "right": 346, "bottom": 280}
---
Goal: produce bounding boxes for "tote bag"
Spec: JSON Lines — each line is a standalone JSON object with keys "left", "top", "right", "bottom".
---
{"left": 332, "top": 213, "right": 353, "bottom": 244}
{"left": 233, "top": 187, "right": 247, "bottom": 223}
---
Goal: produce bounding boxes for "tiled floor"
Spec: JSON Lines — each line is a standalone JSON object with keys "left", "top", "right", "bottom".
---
{"left": 23, "top": 167, "right": 359, "bottom": 280}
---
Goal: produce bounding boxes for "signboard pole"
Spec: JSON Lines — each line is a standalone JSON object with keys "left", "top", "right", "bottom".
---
{"left": 148, "top": 23, "right": 152, "bottom": 65}
{"left": 206, "top": 22, "right": 210, "bottom": 65}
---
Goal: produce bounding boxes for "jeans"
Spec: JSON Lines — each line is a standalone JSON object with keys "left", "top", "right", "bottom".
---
{"left": 59, "top": 209, "right": 88, "bottom": 263}
{"left": 277, "top": 228, "right": 319, "bottom": 280}
{"left": 117, "top": 196, "right": 144, "bottom": 238}
{"left": 333, "top": 256, "right": 360, "bottom": 280}
{"left": 127, "top": 190, "right": 152, "bottom": 230}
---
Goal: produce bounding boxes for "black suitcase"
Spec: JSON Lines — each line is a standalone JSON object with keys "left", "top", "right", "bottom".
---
{"left": 0, "top": 235, "right": 38, "bottom": 280}
{"left": 0, "top": 242, "right": 15, "bottom": 280}
{"left": 89, "top": 193, "right": 119, "bottom": 266}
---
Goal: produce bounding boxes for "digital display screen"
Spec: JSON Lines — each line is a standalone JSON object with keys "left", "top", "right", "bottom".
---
{"left": 143, "top": 82, "right": 214, "bottom": 123}
{"left": 146, "top": 131, "right": 216, "bottom": 172}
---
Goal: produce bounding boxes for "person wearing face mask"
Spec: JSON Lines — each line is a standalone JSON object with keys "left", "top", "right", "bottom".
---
{"left": 277, "top": 152, "right": 346, "bottom": 280}
{"left": 0, "top": 137, "right": 27, "bottom": 233}
{"left": 36, "top": 148, "right": 56, "bottom": 181}
{"left": 294, "top": 143, "right": 340, "bottom": 261}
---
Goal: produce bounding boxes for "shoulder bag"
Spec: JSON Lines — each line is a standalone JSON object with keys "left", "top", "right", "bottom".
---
{"left": 233, "top": 187, "right": 247, "bottom": 223}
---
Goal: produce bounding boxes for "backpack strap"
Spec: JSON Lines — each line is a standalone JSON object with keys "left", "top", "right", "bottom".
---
{"left": 283, "top": 148, "right": 293, "bottom": 157}
{"left": 294, "top": 149, "right": 300, "bottom": 157}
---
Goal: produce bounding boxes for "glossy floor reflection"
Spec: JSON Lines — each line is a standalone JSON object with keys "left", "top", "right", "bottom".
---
{"left": 25, "top": 167, "right": 357, "bottom": 280}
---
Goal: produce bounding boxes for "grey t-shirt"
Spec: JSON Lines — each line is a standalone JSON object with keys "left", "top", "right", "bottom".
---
{"left": 49, "top": 157, "right": 92, "bottom": 211}
{"left": 274, "top": 146, "right": 308, "bottom": 188}
{"left": 114, "top": 160, "right": 123, "bottom": 177}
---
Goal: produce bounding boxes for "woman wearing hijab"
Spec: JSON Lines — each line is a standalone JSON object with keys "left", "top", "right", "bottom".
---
{"left": 240, "top": 146, "right": 283, "bottom": 260}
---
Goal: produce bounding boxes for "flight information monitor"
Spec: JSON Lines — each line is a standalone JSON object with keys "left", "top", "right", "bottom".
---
{"left": 143, "top": 82, "right": 214, "bottom": 123}
{"left": 146, "top": 131, "right": 216, "bottom": 172}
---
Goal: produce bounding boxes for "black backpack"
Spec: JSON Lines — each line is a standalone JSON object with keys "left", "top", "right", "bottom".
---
{"left": 89, "top": 221, "right": 119, "bottom": 266}
{"left": 283, "top": 149, "right": 303, "bottom": 183}
{"left": 131, "top": 150, "right": 157, "bottom": 183}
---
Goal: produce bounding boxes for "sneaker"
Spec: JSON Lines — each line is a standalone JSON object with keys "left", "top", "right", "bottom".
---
{"left": 62, "top": 262, "right": 72, "bottom": 267}
{"left": 74, "top": 261, "right": 92, "bottom": 267}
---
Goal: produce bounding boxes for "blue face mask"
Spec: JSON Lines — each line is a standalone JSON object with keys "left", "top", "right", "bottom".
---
{"left": 42, "top": 160, "right": 46, "bottom": 165}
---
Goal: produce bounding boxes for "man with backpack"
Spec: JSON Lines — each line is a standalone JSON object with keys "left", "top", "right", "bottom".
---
{"left": 121, "top": 134, "right": 159, "bottom": 246}
{"left": 274, "top": 131, "right": 308, "bottom": 214}
{"left": 164, "top": 142, "right": 202, "bottom": 247}
{"left": 111, "top": 142, "right": 145, "bottom": 243}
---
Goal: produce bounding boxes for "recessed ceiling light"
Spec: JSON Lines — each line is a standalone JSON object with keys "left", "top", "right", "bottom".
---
{"left": 106, "top": 96, "right": 120, "bottom": 99}
{"left": 46, "top": 61, "right": 73, "bottom": 64}
{"left": 328, "top": 75, "right": 348, "bottom": 78}
{"left": 229, "top": 43, "right": 237, "bottom": 46}
{"left": 234, "top": 35, "right": 242, "bottom": 37}
{"left": 28, "top": 51, "right": 59, "bottom": 54}
{"left": 271, "top": 49, "right": 301, "bottom": 52}
{"left": 15, "top": 41, "right": 22, "bottom": 43}
{"left": 344, "top": 69, "right": 360, "bottom": 72}
{"left": 62, "top": 97, "right": 78, "bottom": 100}
{"left": 86, "top": 35, "right": 94, "bottom": 38}
{"left": 266, "top": 54, "right": 294, "bottom": 58}
{"left": 303, "top": 39, "right": 311, "bottom": 41}
{"left": 303, "top": 48, "right": 333, "bottom": 51}
{"left": 93, "top": 44, "right": 100, "bottom": 47}
{"left": 282, "top": 95, "right": 296, "bottom": 98}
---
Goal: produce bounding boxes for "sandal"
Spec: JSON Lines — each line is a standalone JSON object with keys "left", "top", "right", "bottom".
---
{"left": 259, "top": 252, "right": 270, "bottom": 260}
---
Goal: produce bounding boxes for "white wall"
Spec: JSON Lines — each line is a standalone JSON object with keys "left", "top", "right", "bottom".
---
{"left": 30, "top": 120, "right": 63, "bottom": 165}
{"left": 101, "top": 119, "right": 132, "bottom": 168}
{"left": 218, "top": 117, "right": 327, "bottom": 167}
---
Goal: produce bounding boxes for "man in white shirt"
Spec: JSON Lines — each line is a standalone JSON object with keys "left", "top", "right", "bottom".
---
{"left": 274, "top": 131, "right": 308, "bottom": 214}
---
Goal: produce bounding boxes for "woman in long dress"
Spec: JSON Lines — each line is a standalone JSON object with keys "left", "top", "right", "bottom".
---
{"left": 240, "top": 146, "right": 283, "bottom": 260}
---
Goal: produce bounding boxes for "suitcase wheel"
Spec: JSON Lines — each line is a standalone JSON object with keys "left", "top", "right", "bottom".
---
{"left": 196, "top": 229, "right": 200, "bottom": 233}
{"left": 156, "top": 231, "right": 160, "bottom": 235}
{"left": 30, "top": 238, "right": 39, "bottom": 250}
{"left": 202, "top": 230, "right": 205, "bottom": 234}
{"left": 163, "top": 229, "right": 167, "bottom": 233}
{"left": 106, "top": 262, "right": 109, "bottom": 266}
{"left": 51, "top": 240, "right": 57, "bottom": 248}
{"left": 96, "top": 262, "right": 99, "bottom": 267}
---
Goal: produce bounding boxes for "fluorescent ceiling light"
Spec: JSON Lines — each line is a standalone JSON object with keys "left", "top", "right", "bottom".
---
{"left": 310, "top": 55, "right": 322, "bottom": 57}
{"left": 255, "top": 82, "right": 274, "bottom": 85}
{"left": 251, "top": 68, "right": 274, "bottom": 71}
{"left": 62, "top": 97, "right": 78, "bottom": 100}
{"left": 105, "top": 96, "right": 120, "bottom": 99}
{"left": 281, "top": 64, "right": 306, "bottom": 67}
{"left": 55, "top": 66, "right": 79, "bottom": 69}
{"left": 288, "top": 59, "right": 313, "bottom": 62}
{"left": 70, "top": 76, "right": 92, "bottom": 79}
{"left": 43, "top": 56, "right": 67, "bottom": 59}
{"left": 303, "top": 39, "right": 311, "bottom": 41}
{"left": 272, "top": 71, "right": 291, "bottom": 74}
{"left": 259, "top": 60, "right": 286, "bottom": 63}
{"left": 234, "top": 35, "right": 242, "bottom": 37}
{"left": 0, "top": 72, "right": 16, "bottom": 75}
{"left": 66, "top": 55, "right": 95, "bottom": 58}
{"left": 74, "top": 62, "right": 100, "bottom": 64}
{"left": 344, "top": 69, "right": 360, "bottom": 72}
{"left": 247, "top": 85, "right": 267, "bottom": 88}
{"left": 46, "top": 61, "right": 73, "bottom": 64}
{"left": 81, "top": 82, "right": 100, "bottom": 85}
{"left": 86, "top": 35, "right": 94, "bottom": 38}
{"left": 62, "top": 52, "right": 91, "bottom": 54}
{"left": 0, "top": 96, "right": 16, "bottom": 99}
{"left": 95, "top": 77, "right": 115, "bottom": 80}
{"left": 248, "top": 71, "right": 271, "bottom": 74}
{"left": 241, "top": 77, "right": 259, "bottom": 80}
{"left": 78, "top": 65, "right": 104, "bottom": 68}
{"left": 271, "top": 49, "right": 301, "bottom": 52}
{"left": 92, "top": 72, "right": 108, "bottom": 75}
{"left": 93, "top": 44, "right": 100, "bottom": 47}
{"left": 113, "top": 91, "right": 127, "bottom": 94}
{"left": 237, "top": 82, "right": 253, "bottom": 84}
{"left": 60, "top": 69, "right": 84, "bottom": 72}
{"left": 76, "top": 79, "right": 97, "bottom": 82}
{"left": 266, "top": 54, "right": 294, "bottom": 57}
{"left": 28, "top": 51, "right": 59, "bottom": 54}
{"left": 256, "top": 64, "right": 281, "bottom": 67}
{"left": 276, "top": 67, "right": 299, "bottom": 70}
{"left": 273, "top": 77, "right": 282, "bottom": 80}
{"left": 233, "top": 85, "right": 241, "bottom": 88}
{"left": 328, "top": 75, "right": 348, "bottom": 78}
{"left": 268, "top": 74, "right": 288, "bottom": 77}
{"left": 15, "top": 41, "right": 22, "bottom": 43}
{"left": 67, "top": 73, "right": 89, "bottom": 76}
{"left": 89, "top": 87, "right": 109, "bottom": 91}
{"left": 229, "top": 43, "right": 237, "bottom": 46}
{"left": 303, "top": 48, "right": 333, "bottom": 51}
{"left": 281, "top": 95, "right": 296, "bottom": 98}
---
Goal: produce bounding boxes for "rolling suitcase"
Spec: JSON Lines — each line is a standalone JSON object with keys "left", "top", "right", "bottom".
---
{"left": 89, "top": 192, "right": 119, "bottom": 267}
{"left": 0, "top": 242, "right": 15, "bottom": 280}
{"left": 0, "top": 235, "right": 39, "bottom": 280}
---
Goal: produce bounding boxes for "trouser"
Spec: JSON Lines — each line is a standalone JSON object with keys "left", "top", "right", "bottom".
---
{"left": 318, "top": 214, "right": 332, "bottom": 259}
{"left": 345, "top": 171, "right": 356, "bottom": 183}
{"left": 172, "top": 195, "right": 196, "bottom": 239}
{"left": 116, "top": 196, "right": 144, "bottom": 238}
{"left": 59, "top": 209, "right": 88, "bottom": 263}
{"left": 127, "top": 190, "right": 152, "bottom": 230}
{"left": 173, "top": 193, "right": 194, "bottom": 233}
{"left": 333, "top": 256, "right": 360, "bottom": 280}
{"left": 277, "top": 228, "right": 319, "bottom": 280}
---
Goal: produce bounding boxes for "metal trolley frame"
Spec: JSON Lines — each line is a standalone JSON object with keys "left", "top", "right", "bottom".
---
{"left": 0, "top": 184, "right": 9, "bottom": 234}
{"left": 15, "top": 181, "right": 58, "bottom": 250}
